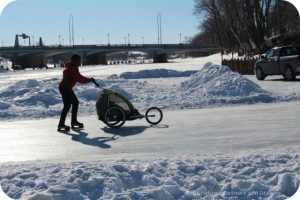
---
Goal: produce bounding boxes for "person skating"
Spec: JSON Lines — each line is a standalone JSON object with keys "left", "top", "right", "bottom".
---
{"left": 57, "top": 54, "right": 97, "bottom": 131}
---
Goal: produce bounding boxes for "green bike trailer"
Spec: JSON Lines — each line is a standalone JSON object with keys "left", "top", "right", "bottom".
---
{"left": 96, "top": 89, "right": 163, "bottom": 128}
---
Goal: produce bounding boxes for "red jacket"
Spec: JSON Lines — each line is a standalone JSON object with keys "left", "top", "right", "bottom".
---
{"left": 59, "top": 62, "right": 91, "bottom": 89}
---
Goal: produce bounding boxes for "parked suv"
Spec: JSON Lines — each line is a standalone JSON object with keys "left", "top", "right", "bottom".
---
{"left": 255, "top": 45, "right": 300, "bottom": 81}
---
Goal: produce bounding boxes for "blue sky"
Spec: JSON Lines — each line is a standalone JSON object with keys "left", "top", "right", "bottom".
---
{"left": 0, "top": 0, "right": 200, "bottom": 46}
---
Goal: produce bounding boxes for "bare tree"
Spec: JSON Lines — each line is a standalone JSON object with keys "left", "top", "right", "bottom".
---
{"left": 193, "top": 0, "right": 300, "bottom": 55}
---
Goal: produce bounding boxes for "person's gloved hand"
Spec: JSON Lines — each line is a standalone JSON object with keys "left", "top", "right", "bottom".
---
{"left": 90, "top": 78, "right": 99, "bottom": 87}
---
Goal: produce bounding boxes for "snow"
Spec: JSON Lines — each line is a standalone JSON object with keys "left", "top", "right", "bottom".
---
{"left": 0, "top": 60, "right": 294, "bottom": 120}
{"left": 0, "top": 54, "right": 299, "bottom": 199}
{"left": 180, "top": 63, "right": 274, "bottom": 105}
{"left": 118, "top": 69, "right": 197, "bottom": 79}
{"left": 0, "top": 149, "right": 299, "bottom": 200}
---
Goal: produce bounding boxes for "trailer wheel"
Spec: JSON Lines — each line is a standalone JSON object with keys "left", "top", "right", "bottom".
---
{"left": 145, "top": 107, "right": 163, "bottom": 125}
{"left": 104, "top": 106, "right": 126, "bottom": 128}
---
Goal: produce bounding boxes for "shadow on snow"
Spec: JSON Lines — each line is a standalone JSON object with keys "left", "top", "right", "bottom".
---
{"left": 60, "top": 129, "right": 117, "bottom": 149}
{"left": 101, "top": 124, "right": 169, "bottom": 137}
{"left": 58, "top": 124, "right": 169, "bottom": 149}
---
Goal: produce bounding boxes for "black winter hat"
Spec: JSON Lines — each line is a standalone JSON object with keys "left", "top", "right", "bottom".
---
{"left": 71, "top": 54, "right": 81, "bottom": 62}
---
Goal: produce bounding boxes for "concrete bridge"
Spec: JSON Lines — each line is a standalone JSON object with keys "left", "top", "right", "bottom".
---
{"left": 0, "top": 44, "right": 220, "bottom": 68}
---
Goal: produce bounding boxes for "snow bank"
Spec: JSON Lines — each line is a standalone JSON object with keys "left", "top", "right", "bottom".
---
{"left": 0, "top": 62, "right": 292, "bottom": 120}
{"left": 180, "top": 63, "right": 275, "bottom": 104}
{"left": 0, "top": 79, "right": 62, "bottom": 119}
{"left": 125, "top": 63, "right": 275, "bottom": 110}
{"left": 0, "top": 149, "right": 299, "bottom": 200}
{"left": 0, "top": 101, "right": 10, "bottom": 110}
{"left": 119, "top": 69, "right": 197, "bottom": 79}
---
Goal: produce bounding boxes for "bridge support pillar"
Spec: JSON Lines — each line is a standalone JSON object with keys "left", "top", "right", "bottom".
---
{"left": 82, "top": 52, "right": 87, "bottom": 65}
{"left": 85, "top": 53, "right": 107, "bottom": 65}
{"left": 153, "top": 52, "right": 168, "bottom": 63}
{"left": 12, "top": 54, "right": 47, "bottom": 69}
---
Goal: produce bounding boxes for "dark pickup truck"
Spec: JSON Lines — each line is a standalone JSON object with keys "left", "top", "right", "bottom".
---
{"left": 255, "top": 45, "right": 300, "bottom": 81}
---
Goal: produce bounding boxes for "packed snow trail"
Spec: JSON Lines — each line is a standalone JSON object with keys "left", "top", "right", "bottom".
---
{"left": 0, "top": 101, "right": 299, "bottom": 164}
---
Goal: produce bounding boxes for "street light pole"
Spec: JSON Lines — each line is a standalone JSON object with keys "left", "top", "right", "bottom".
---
{"left": 69, "top": 15, "right": 74, "bottom": 46}
{"left": 59, "top": 35, "right": 61, "bottom": 46}
{"left": 71, "top": 15, "right": 74, "bottom": 46}
{"left": 142, "top": 36, "right": 144, "bottom": 45}
{"left": 107, "top": 34, "right": 110, "bottom": 45}
{"left": 68, "top": 16, "right": 71, "bottom": 46}
{"left": 128, "top": 34, "right": 130, "bottom": 45}
{"left": 157, "top": 12, "right": 162, "bottom": 45}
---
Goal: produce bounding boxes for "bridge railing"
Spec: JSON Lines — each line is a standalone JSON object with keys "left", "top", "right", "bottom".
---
{"left": 0, "top": 44, "right": 220, "bottom": 50}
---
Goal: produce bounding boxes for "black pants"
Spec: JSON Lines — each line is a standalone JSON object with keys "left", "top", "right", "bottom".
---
{"left": 58, "top": 88, "right": 79, "bottom": 126}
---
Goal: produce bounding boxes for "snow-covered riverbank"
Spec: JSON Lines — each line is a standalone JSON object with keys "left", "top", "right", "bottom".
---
{"left": 1, "top": 148, "right": 299, "bottom": 200}
{"left": 1, "top": 60, "right": 299, "bottom": 120}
